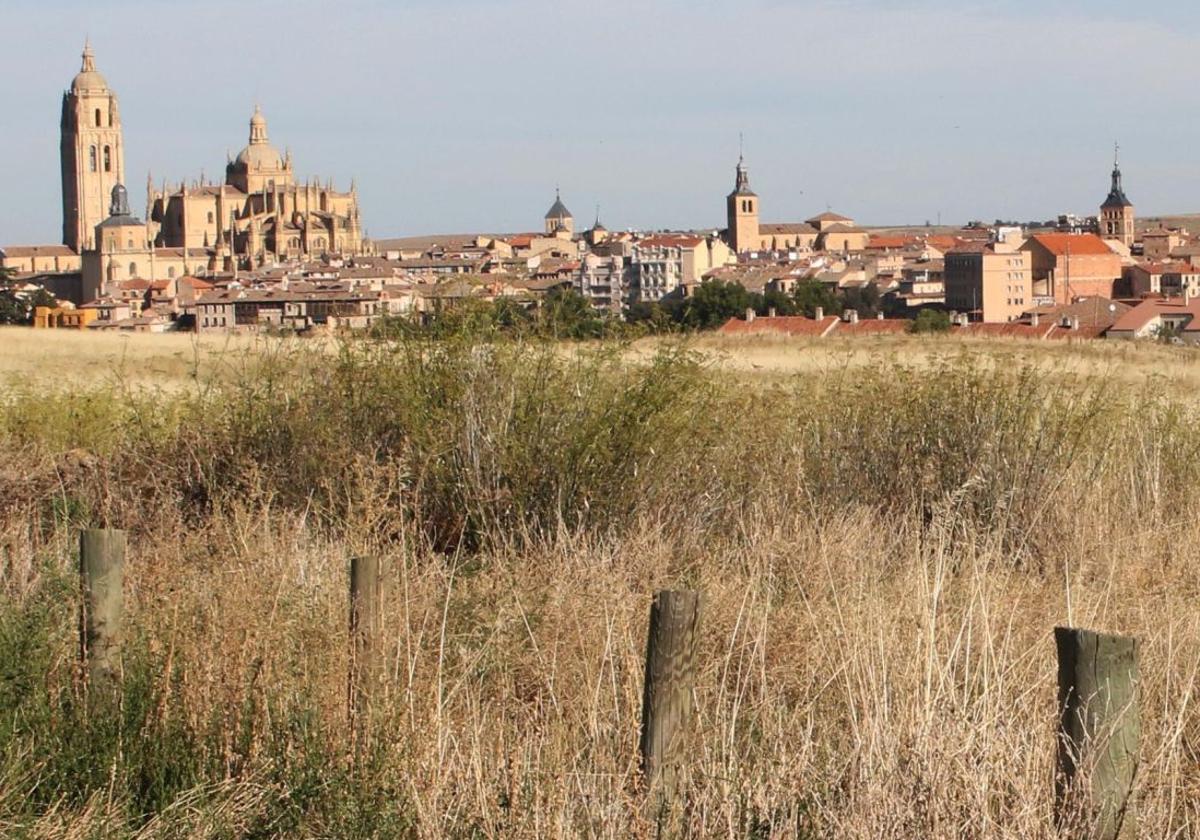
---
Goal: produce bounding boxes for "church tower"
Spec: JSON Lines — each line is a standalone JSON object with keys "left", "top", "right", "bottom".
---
{"left": 726, "top": 154, "right": 759, "bottom": 253}
{"left": 1099, "top": 145, "right": 1134, "bottom": 248}
{"left": 61, "top": 41, "right": 126, "bottom": 253}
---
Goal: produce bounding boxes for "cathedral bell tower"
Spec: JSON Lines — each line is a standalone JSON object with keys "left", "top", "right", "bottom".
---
{"left": 726, "top": 154, "right": 759, "bottom": 254}
{"left": 61, "top": 40, "right": 126, "bottom": 253}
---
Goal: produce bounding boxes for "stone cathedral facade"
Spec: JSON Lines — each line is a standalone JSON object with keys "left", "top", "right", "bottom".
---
{"left": 12, "top": 41, "right": 372, "bottom": 300}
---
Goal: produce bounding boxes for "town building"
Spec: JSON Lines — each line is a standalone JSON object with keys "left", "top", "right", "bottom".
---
{"left": 628, "top": 234, "right": 732, "bottom": 302}
{"left": 721, "top": 155, "right": 861, "bottom": 255}
{"left": 943, "top": 242, "right": 1032, "bottom": 323}
{"left": 1020, "top": 233, "right": 1121, "bottom": 305}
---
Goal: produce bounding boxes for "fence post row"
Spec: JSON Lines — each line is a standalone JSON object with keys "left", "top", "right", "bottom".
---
{"left": 79, "top": 528, "right": 125, "bottom": 688}
{"left": 1054, "top": 626, "right": 1140, "bottom": 840}
{"left": 348, "top": 555, "right": 382, "bottom": 725}
{"left": 639, "top": 589, "right": 701, "bottom": 826}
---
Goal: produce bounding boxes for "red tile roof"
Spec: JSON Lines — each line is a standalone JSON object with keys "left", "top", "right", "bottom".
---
{"left": 959, "top": 322, "right": 1057, "bottom": 340}
{"left": 866, "top": 236, "right": 917, "bottom": 250}
{"left": 1026, "top": 233, "right": 1115, "bottom": 256}
{"left": 717, "top": 315, "right": 839, "bottom": 337}
{"left": 0, "top": 244, "right": 76, "bottom": 258}
{"left": 1109, "top": 297, "right": 1200, "bottom": 333}
{"left": 831, "top": 318, "right": 910, "bottom": 335}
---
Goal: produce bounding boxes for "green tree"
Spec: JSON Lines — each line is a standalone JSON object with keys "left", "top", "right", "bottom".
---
{"left": 681, "top": 280, "right": 754, "bottom": 329}
{"left": 759, "top": 288, "right": 798, "bottom": 316}
{"left": 538, "top": 288, "right": 606, "bottom": 339}
{"left": 792, "top": 280, "right": 840, "bottom": 318}
{"left": 838, "top": 285, "right": 881, "bottom": 318}
{"left": 908, "top": 309, "right": 952, "bottom": 334}
{"left": 0, "top": 270, "right": 57, "bottom": 325}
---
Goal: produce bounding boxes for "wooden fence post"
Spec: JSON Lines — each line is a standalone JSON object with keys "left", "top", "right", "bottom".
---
{"left": 1054, "top": 626, "right": 1140, "bottom": 840}
{"left": 639, "top": 589, "right": 701, "bottom": 825}
{"left": 348, "top": 556, "right": 381, "bottom": 729}
{"left": 79, "top": 528, "right": 125, "bottom": 687}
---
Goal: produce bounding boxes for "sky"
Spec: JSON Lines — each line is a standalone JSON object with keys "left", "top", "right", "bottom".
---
{"left": 4, "top": 0, "right": 1200, "bottom": 243}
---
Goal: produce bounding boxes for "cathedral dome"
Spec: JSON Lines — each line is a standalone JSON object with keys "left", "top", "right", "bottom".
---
{"left": 71, "top": 42, "right": 108, "bottom": 93}
{"left": 235, "top": 143, "right": 284, "bottom": 170}
{"left": 234, "top": 105, "right": 284, "bottom": 171}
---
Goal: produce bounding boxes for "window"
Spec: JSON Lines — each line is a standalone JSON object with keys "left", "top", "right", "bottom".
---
{"left": 129, "top": 262, "right": 137, "bottom": 276}
{"left": 89, "top": 146, "right": 97, "bottom": 172}
{"left": 103, "top": 146, "right": 111, "bottom": 173}
{"left": 167, "top": 267, "right": 175, "bottom": 278}
{"left": 95, "top": 108, "right": 101, "bottom": 127}
{"left": 207, "top": 212, "right": 214, "bottom": 223}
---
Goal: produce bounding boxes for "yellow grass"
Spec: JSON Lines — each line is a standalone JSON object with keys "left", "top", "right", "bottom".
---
{"left": 2, "top": 327, "right": 1199, "bottom": 837}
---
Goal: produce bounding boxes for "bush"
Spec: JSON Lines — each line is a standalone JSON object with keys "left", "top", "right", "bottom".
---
{"left": 908, "top": 309, "right": 952, "bottom": 333}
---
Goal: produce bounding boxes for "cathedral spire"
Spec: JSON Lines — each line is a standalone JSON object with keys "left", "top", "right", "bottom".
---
{"left": 81, "top": 38, "right": 95, "bottom": 73}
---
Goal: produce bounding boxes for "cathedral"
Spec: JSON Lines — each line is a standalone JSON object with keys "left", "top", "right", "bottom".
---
{"left": 146, "top": 105, "right": 366, "bottom": 264}
{"left": 41, "top": 41, "right": 370, "bottom": 299}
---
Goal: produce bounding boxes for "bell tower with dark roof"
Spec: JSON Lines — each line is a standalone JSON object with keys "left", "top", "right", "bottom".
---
{"left": 1099, "top": 144, "right": 1135, "bottom": 248}
{"left": 726, "top": 153, "right": 759, "bottom": 254}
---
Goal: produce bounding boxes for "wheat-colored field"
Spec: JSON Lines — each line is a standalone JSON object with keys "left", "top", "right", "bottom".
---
{"left": 0, "top": 328, "right": 1197, "bottom": 838}
{"left": 8, "top": 325, "right": 1200, "bottom": 394}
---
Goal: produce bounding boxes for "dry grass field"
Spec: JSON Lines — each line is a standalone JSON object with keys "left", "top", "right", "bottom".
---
{"left": 0, "top": 327, "right": 1198, "bottom": 838}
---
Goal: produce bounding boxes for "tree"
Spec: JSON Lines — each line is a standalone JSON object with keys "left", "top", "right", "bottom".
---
{"left": 678, "top": 280, "right": 754, "bottom": 329}
{"left": 626, "top": 301, "right": 674, "bottom": 332}
{"left": 759, "top": 288, "right": 798, "bottom": 316}
{"left": 908, "top": 309, "right": 952, "bottom": 334}
{"left": 538, "top": 288, "right": 606, "bottom": 339}
{"left": 838, "top": 285, "right": 881, "bottom": 318}
{"left": 0, "top": 269, "right": 57, "bottom": 326}
{"left": 792, "top": 280, "right": 840, "bottom": 318}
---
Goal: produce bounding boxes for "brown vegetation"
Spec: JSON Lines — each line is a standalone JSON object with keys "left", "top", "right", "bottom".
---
{"left": 0, "top": 330, "right": 1198, "bottom": 837}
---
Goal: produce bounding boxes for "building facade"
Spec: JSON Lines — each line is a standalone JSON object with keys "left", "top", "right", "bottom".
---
{"left": 944, "top": 243, "right": 1032, "bottom": 323}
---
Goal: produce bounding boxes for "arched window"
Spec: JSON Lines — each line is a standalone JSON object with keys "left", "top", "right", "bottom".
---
{"left": 167, "top": 267, "right": 176, "bottom": 278}
{"left": 95, "top": 108, "right": 101, "bottom": 127}
{"left": 207, "top": 212, "right": 214, "bottom": 223}
{"left": 89, "top": 146, "right": 97, "bottom": 172}
{"left": 129, "top": 262, "right": 137, "bottom": 276}
{"left": 103, "top": 146, "right": 111, "bottom": 173}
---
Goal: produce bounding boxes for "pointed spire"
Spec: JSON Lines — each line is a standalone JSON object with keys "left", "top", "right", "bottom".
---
{"left": 1104, "top": 141, "right": 1132, "bottom": 208}
{"left": 81, "top": 38, "right": 95, "bottom": 72}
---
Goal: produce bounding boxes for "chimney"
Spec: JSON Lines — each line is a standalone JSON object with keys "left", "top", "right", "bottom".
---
{"left": 814, "top": 306, "right": 824, "bottom": 321}
{"left": 745, "top": 307, "right": 755, "bottom": 323}
{"left": 768, "top": 307, "right": 777, "bottom": 318}
{"left": 1030, "top": 312, "right": 1039, "bottom": 327}
{"left": 848, "top": 309, "right": 859, "bottom": 324}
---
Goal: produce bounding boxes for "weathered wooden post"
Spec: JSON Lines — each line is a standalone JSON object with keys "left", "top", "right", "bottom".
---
{"left": 1055, "top": 626, "right": 1140, "bottom": 840}
{"left": 348, "top": 556, "right": 381, "bottom": 729}
{"left": 639, "top": 589, "right": 701, "bottom": 826}
{"left": 79, "top": 528, "right": 125, "bottom": 687}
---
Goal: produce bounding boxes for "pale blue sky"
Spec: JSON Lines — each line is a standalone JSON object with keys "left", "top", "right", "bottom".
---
{"left": 3, "top": 0, "right": 1200, "bottom": 242}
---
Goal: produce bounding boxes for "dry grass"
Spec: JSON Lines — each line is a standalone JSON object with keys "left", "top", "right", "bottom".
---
{"left": 0, "top": 329, "right": 1198, "bottom": 837}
